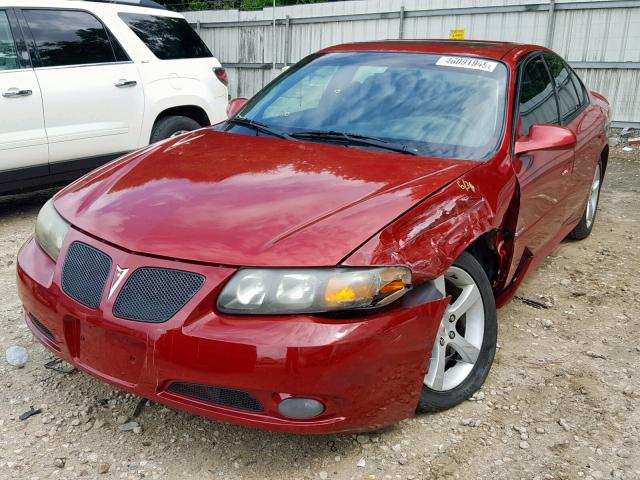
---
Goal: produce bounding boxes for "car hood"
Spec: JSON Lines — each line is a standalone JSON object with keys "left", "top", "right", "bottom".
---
{"left": 54, "top": 130, "right": 477, "bottom": 266}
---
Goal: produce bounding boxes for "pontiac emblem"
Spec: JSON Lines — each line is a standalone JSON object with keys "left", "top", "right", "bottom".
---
{"left": 108, "top": 265, "right": 129, "bottom": 300}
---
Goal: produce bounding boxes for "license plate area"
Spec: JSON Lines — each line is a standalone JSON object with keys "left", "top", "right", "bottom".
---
{"left": 77, "top": 321, "right": 146, "bottom": 387}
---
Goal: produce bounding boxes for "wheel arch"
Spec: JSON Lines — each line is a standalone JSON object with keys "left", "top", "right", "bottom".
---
{"left": 153, "top": 105, "right": 211, "bottom": 130}
{"left": 600, "top": 144, "right": 609, "bottom": 174}
{"left": 464, "top": 230, "right": 501, "bottom": 287}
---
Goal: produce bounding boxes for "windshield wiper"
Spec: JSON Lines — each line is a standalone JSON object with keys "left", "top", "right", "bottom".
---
{"left": 227, "top": 117, "right": 295, "bottom": 140}
{"left": 290, "top": 130, "right": 417, "bottom": 156}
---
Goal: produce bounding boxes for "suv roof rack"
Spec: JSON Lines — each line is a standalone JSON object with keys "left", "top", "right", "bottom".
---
{"left": 82, "top": 0, "right": 167, "bottom": 10}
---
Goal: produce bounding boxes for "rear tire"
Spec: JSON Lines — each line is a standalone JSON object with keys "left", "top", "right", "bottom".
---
{"left": 417, "top": 251, "right": 497, "bottom": 412}
{"left": 150, "top": 115, "right": 201, "bottom": 143}
{"left": 568, "top": 161, "right": 603, "bottom": 240}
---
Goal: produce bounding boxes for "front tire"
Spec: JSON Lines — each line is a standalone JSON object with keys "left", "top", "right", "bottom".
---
{"left": 418, "top": 251, "right": 497, "bottom": 412}
{"left": 150, "top": 115, "right": 201, "bottom": 143}
{"left": 568, "top": 161, "right": 603, "bottom": 240}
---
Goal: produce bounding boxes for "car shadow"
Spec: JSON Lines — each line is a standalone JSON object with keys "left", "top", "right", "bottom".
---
{"left": 0, "top": 188, "right": 59, "bottom": 220}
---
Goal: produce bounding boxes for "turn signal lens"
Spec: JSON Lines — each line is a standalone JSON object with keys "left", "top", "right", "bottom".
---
{"left": 380, "top": 279, "right": 407, "bottom": 295}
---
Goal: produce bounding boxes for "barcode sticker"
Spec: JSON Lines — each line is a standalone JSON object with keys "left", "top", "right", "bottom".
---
{"left": 436, "top": 56, "right": 498, "bottom": 73}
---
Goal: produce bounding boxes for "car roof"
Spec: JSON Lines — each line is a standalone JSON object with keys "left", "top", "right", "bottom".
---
{"left": 321, "top": 40, "right": 545, "bottom": 64}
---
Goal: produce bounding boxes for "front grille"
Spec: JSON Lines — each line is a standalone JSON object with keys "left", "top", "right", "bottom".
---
{"left": 30, "top": 314, "right": 55, "bottom": 342}
{"left": 113, "top": 267, "right": 205, "bottom": 323}
{"left": 61, "top": 242, "right": 112, "bottom": 309}
{"left": 168, "top": 382, "right": 264, "bottom": 412}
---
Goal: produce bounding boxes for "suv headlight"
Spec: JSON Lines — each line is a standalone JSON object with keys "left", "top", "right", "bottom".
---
{"left": 217, "top": 266, "right": 411, "bottom": 315}
{"left": 35, "top": 199, "right": 70, "bottom": 261}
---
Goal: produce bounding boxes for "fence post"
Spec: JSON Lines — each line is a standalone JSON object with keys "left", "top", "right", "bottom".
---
{"left": 272, "top": 1, "right": 276, "bottom": 73}
{"left": 196, "top": 19, "right": 201, "bottom": 34}
{"left": 398, "top": 6, "right": 405, "bottom": 39}
{"left": 546, "top": 0, "right": 556, "bottom": 48}
{"left": 284, "top": 15, "right": 291, "bottom": 66}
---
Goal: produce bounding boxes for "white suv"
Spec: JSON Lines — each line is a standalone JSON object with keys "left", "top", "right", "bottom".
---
{"left": 0, "top": 0, "right": 228, "bottom": 195}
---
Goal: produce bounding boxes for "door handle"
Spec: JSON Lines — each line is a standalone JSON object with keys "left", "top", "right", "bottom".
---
{"left": 114, "top": 79, "right": 137, "bottom": 88}
{"left": 2, "top": 88, "right": 32, "bottom": 98}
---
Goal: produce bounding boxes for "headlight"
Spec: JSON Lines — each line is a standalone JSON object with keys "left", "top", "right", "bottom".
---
{"left": 35, "top": 199, "right": 70, "bottom": 261}
{"left": 217, "top": 267, "right": 411, "bottom": 315}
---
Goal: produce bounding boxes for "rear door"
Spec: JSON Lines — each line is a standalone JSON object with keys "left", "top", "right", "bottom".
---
{"left": 510, "top": 54, "right": 574, "bottom": 266}
{"left": 0, "top": 8, "right": 48, "bottom": 179}
{"left": 21, "top": 8, "right": 144, "bottom": 169}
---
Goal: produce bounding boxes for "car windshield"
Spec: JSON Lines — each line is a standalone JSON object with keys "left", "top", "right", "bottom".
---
{"left": 232, "top": 51, "right": 508, "bottom": 160}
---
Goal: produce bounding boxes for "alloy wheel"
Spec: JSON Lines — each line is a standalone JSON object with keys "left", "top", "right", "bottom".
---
{"left": 585, "top": 163, "right": 602, "bottom": 229}
{"left": 424, "top": 266, "right": 485, "bottom": 391}
{"left": 170, "top": 129, "right": 190, "bottom": 138}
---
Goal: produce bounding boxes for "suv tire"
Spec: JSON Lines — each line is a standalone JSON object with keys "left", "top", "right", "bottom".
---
{"left": 150, "top": 116, "right": 202, "bottom": 143}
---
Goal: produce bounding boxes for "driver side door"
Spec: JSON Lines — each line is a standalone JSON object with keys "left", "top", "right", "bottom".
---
{"left": 509, "top": 54, "right": 575, "bottom": 278}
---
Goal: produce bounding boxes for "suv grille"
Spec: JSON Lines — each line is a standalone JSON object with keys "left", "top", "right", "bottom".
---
{"left": 61, "top": 242, "right": 112, "bottom": 309}
{"left": 113, "top": 267, "right": 205, "bottom": 323}
{"left": 168, "top": 382, "right": 263, "bottom": 412}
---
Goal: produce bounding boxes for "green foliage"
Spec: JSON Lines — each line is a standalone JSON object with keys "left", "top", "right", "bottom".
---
{"left": 188, "top": 0, "right": 210, "bottom": 10}
{"left": 158, "top": 0, "right": 333, "bottom": 11}
{"left": 240, "top": 0, "right": 333, "bottom": 8}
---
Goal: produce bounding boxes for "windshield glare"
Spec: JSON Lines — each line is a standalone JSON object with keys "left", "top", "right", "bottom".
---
{"left": 236, "top": 52, "right": 508, "bottom": 160}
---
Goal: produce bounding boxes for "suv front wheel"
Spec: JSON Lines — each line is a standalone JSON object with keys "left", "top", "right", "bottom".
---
{"left": 151, "top": 115, "right": 202, "bottom": 143}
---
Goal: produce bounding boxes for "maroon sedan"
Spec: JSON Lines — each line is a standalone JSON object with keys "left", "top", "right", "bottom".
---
{"left": 17, "top": 40, "right": 609, "bottom": 433}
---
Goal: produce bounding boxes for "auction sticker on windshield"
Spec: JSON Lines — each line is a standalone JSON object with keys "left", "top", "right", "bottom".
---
{"left": 436, "top": 56, "right": 498, "bottom": 72}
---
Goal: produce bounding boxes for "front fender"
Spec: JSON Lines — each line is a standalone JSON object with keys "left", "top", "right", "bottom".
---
{"left": 343, "top": 163, "right": 517, "bottom": 284}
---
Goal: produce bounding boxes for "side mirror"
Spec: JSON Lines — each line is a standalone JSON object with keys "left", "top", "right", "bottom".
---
{"left": 514, "top": 124, "right": 576, "bottom": 155}
{"left": 226, "top": 97, "right": 249, "bottom": 119}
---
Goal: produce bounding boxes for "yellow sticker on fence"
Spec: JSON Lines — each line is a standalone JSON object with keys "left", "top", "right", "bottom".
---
{"left": 449, "top": 29, "right": 465, "bottom": 39}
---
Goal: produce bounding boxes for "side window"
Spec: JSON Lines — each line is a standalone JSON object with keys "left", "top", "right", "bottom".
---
{"left": 0, "top": 10, "right": 19, "bottom": 70}
{"left": 518, "top": 56, "right": 559, "bottom": 136}
{"left": 543, "top": 53, "right": 582, "bottom": 122}
{"left": 569, "top": 69, "right": 587, "bottom": 106}
{"left": 263, "top": 66, "right": 338, "bottom": 119}
{"left": 24, "top": 9, "right": 117, "bottom": 67}
{"left": 119, "top": 13, "right": 211, "bottom": 60}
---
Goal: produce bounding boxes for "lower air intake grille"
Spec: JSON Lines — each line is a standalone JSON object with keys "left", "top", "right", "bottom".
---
{"left": 168, "top": 382, "right": 263, "bottom": 412}
{"left": 30, "top": 314, "right": 55, "bottom": 341}
{"left": 113, "top": 267, "right": 205, "bottom": 323}
{"left": 62, "top": 242, "right": 112, "bottom": 309}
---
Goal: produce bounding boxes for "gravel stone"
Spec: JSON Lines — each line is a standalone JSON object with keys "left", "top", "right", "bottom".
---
{"left": 5, "top": 346, "right": 28, "bottom": 368}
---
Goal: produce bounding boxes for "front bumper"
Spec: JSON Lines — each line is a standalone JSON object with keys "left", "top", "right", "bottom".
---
{"left": 17, "top": 229, "right": 447, "bottom": 434}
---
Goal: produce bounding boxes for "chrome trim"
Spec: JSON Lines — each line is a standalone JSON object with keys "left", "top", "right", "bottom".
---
{"left": 2, "top": 88, "right": 32, "bottom": 97}
{"left": 34, "top": 61, "right": 135, "bottom": 71}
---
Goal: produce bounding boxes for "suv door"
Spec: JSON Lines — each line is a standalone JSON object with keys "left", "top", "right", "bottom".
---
{"left": 0, "top": 8, "right": 48, "bottom": 183}
{"left": 21, "top": 8, "right": 143, "bottom": 170}
{"left": 509, "top": 54, "right": 574, "bottom": 274}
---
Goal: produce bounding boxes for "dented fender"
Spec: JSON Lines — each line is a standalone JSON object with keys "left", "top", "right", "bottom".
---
{"left": 344, "top": 158, "right": 518, "bottom": 286}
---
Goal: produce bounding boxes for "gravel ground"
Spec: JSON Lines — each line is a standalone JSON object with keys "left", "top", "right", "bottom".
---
{"left": 0, "top": 153, "right": 639, "bottom": 480}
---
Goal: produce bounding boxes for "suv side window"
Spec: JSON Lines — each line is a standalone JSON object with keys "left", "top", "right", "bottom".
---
{"left": 119, "top": 13, "right": 211, "bottom": 60}
{"left": 0, "top": 10, "right": 18, "bottom": 70}
{"left": 23, "top": 9, "right": 120, "bottom": 67}
{"left": 543, "top": 53, "right": 582, "bottom": 122}
{"left": 518, "top": 56, "right": 559, "bottom": 136}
